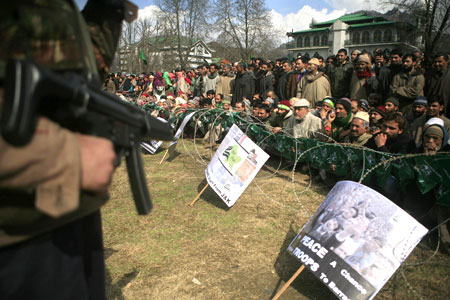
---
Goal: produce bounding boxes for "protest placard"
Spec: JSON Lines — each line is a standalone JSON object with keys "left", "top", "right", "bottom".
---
{"left": 283, "top": 181, "right": 428, "bottom": 300}
{"left": 159, "top": 111, "right": 197, "bottom": 164}
{"left": 140, "top": 140, "right": 163, "bottom": 154}
{"left": 192, "top": 124, "right": 269, "bottom": 207}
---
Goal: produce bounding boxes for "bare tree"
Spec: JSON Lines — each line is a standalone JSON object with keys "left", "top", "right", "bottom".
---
{"left": 213, "top": 0, "right": 279, "bottom": 61}
{"left": 380, "top": 0, "right": 450, "bottom": 57}
{"left": 154, "top": 0, "right": 210, "bottom": 69}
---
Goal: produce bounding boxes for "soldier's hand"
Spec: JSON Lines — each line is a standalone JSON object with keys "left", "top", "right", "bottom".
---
{"left": 77, "top": 134, "right": 116, "bottom": 195}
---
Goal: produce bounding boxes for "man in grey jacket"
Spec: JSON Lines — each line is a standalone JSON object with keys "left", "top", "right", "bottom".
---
{"left": 286, "top": 98, "right": 323, "bottom": 138}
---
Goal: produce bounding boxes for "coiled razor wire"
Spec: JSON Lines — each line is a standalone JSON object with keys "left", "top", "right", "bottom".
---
{"left": 163, "top": 108, "right": 450, "bottom": 298}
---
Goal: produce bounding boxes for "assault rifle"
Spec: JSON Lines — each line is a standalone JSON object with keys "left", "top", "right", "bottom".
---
{"left": 1, "top": 59, "right": 174, "bottom": 215}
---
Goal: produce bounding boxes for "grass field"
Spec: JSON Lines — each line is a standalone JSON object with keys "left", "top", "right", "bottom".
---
{"left": 103, "top": 139, "right": 450, "bottom": 300}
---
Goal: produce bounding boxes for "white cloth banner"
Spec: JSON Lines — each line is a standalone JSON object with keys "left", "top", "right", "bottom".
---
{"left": 205, "top": 124, "right": 269, "bottom": 207}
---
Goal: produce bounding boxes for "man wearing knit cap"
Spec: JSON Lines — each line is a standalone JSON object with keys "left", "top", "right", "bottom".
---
{"left": 329, "top": 98, "right": 353, "bottom": 141}
{"left": 270, "top": 100, "right": 294, "bottom": 133}
{"left": 222, "top": 97, "right": 232, "bottom": 111}
{"left": 410, "top": 96, "right": 450, "bottom": 146}
{"left": 285, "top": 98, "right": 323, "bottom": 138}
{"left": 405, "top": 96, "right": 427, "bottom": 123}
{"left": 359, "top": 99, "right": 370, "bottom": 112}
{"left": 385, "top": 97, "right": 400, "bottom": 113}
{"left": 296, "top": 57, "right": 331, "bottom": 108}
{"left": 343, "top": 112, "right": 372, "bottom": 146}
{"left": 350, "top": 54, "right": 378, "bottom": 100}
{"left": 370, "top": 105, "right": 386, "bottom": 127}
{"left": 421, "top": 124, "right": 449, "bottom": 154}
{"left": 411, "top": 122, "right": 450, "bottom": 253}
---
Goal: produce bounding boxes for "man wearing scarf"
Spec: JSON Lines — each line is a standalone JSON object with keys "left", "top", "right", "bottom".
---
{"left": 331, "top": 98, "right": 353, "bottom": 142}
{"left": 350, "top": 54, "right": 378, "bottom": 100}
{"left": 296, "top": 58, "right": 331, "bottom": 108}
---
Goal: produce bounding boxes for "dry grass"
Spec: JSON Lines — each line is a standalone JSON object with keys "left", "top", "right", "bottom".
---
{"left": 103, "top": 139, "right": 450, "bottom": 300}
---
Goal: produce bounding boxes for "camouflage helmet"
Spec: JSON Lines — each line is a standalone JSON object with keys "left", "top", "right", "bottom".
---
{"left": 0, "top": 0, "right": 105, "bottom": 83}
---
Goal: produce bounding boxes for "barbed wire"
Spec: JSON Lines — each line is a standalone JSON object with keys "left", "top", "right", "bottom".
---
{"left": 156, "top": 108, "right": 450, "bottom": 299}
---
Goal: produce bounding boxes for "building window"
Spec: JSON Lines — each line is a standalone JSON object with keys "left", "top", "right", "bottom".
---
{"left": 297, "top": 52, "right": 302, "bottom": 57}
{"left": 313, "top": 35, "right": 319, "bottom": 46}
{"left": 321, "top": 35, "right": 328, "bottom": 46}
{"left": 304, "top": 52, "right": 310, "bottom": 58}
{"left": 362, "top": 31, "right": 370, "bottom": 44}
{"left": 297, "top": 37, "right": 302, "bottom": 47}
{"left": 352, "top": 32, "right": 360, "bottom": 44}
{"left": 374, "top": 30, "right": 382, "bottom": 43}
{"left": 304, "top": 37, "right": 310, "bottom": 47}
{"left": 384, "top": 29, "right": 392, "bottom": 42}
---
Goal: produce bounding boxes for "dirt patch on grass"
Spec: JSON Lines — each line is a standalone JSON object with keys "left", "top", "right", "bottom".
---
{"left": 104, "top": 140, "right": 450, "bottom": 300}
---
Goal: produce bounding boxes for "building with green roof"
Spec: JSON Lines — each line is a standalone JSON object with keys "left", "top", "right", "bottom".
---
{"left": 286, "top": 12, "right": 422, "bottom": 59}
{"left": 118, "top": 36, "right": 215, "bottom": 72}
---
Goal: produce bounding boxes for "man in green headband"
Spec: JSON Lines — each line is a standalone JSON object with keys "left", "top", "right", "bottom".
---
{"left": 270, "top": 100, "right": 293, "bottom": 133}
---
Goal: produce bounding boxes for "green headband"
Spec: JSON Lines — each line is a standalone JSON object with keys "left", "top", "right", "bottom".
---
{"left": 278, "top": 104, "right": 291, "bottom": 110}
{"left": 323, "top": 99, "right": 335, "bottom": 108}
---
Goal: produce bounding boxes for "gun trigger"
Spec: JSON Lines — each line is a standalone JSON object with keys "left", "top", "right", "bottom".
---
{"left": 73, "top": 85, "right": 90, "bottom": 118}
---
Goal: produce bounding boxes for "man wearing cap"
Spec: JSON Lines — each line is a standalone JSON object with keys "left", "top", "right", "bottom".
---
{"left": 350, "top": 54, "right": 378, "bottom": 100}
{"left": 285, "top": 98, "right": 323, "bottom": 139}
{"left": 270, "top": 100, "right": 293, "bottom": 133}
{"left": 405, "top": 97, "right": 427, "bottom": 123}
{"left": 313, "top": 96, "right": 334, "bottom": 119}
{"left": 296, "top": 58, "right": 331, "bottom": 108}
{"left": 329, "top": 98, "right": 353, "bottom": 142}
{"left": 389, "top": 53, "right": 425, "bottom": 114}
{"left": 384, "top": 97, "right": 400, "bottom": 113}
{"left": 222, "top": 97, "right": 232, "bottom": 111}
{"left": 370, "top": 105, "right": 386, "bottom": 130}
{"left": 410, "top": 96, "right": 450, "bottom": 146}
{"left": 359, "top": 99, "right": 370, "bottom": 112}
{"left": 326, "top": 48, "right": 353, "bottom": 98}
{"left": 342, "top": 112, "right": 372, "bottom": 146}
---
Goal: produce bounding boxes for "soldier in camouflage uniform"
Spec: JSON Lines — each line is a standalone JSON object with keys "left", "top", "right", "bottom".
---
{"left": 0, "top": 1, "right": 136, "bottom": 298}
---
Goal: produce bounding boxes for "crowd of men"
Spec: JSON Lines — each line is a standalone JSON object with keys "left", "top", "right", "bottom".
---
{"left": 105, "top": 48, "right": 450, "bottom": 250}
{"left": 107, "top": 49, "right": 450, "bottom": 157}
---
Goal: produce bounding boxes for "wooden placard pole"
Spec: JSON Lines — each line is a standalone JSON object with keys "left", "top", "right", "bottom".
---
{"left": 189, "top": 183, "right": 209, "bottom": 207}
{"left": 271, "top": 265, "right": 305, "bottom": 300}
{"left": 159, "top": 149, "right": 169, "bottom": 165}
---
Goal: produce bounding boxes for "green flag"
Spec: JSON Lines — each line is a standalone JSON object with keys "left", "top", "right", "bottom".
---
{"left": 140, "top": 48, "right": 147, "bottom": 65}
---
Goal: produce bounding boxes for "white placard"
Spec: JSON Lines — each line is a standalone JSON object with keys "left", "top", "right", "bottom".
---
{"left": 205, "top": 124, "right": 270, "bottom": 207}
{"left": 287, "top": 181, "right": 428, "bottom": 300}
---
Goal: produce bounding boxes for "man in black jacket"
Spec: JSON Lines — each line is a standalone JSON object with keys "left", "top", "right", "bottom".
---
{"left": 365, "top": 112, "right": 415, "bottom": 153}
{"left": 232, "top": 62, "right": 255, "bottom": 106}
